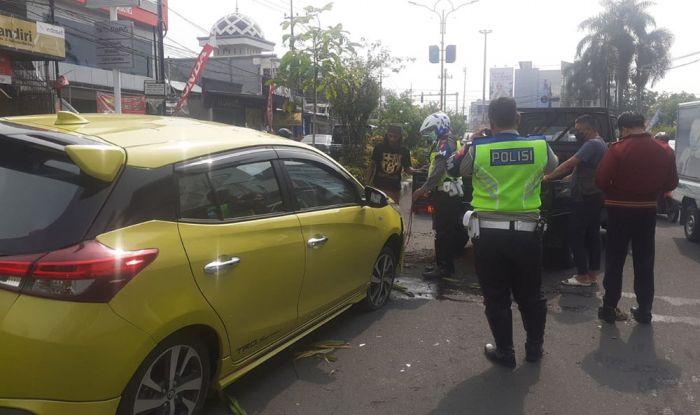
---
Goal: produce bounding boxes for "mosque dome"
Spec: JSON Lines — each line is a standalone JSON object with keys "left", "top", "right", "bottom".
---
{"left": 210, "top": 12, "right": 265, "bottom": 39}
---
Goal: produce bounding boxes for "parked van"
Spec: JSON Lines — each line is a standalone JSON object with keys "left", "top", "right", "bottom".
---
{"left": 672, "top": 100, "right": 700, "bottom": 242}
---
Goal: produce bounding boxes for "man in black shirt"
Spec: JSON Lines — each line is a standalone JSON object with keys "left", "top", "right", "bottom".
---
{"left": 367, "top": 125, "right": 417, "bottom": 203}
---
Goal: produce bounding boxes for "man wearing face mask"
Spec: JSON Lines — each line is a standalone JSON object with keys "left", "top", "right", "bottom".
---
{"left": 544, "top": 115, "right": 608, "bottom": 287}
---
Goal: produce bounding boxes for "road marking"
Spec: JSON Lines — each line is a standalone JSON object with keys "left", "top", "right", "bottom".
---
{"left": 651, "top": 314, "right": 700, "bottom": 327}
{"left": 621, "top": 292, "right": 700, "bottom": 307}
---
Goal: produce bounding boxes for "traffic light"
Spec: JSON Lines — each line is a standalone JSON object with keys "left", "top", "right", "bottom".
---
{"left": 429, "top": 45, "right": 439, "bottom": 63}
{"left": 420, "top": 92, "right": 424, "bottom": 103}
{"left": 445, "top": 45, "right": 456, "bottom": 63}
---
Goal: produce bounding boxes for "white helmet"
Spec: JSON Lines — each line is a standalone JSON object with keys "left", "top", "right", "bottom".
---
{"left": 420, "top": 112, "right": 451, "bottom": 137}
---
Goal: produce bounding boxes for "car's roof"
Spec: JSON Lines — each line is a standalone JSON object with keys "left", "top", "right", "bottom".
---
{"left": 2, "top": 113, "right": 313, "bottom": 168}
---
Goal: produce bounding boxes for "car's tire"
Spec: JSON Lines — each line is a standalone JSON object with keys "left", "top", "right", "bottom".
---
{"left": 685, "top": 204, "right": 700, "bottom": 243}
{"left": 360, "top": 246, "right": 397, "bottom": 311}
{"left": 117, "top": 334, "right": 211, "bottom": 415}
{"left": 667, "top": 204, "right": 680, "bottom": 223}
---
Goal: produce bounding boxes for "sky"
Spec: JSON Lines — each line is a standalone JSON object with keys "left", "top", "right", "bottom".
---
{"left": 166, "top": 0, "right": 700, "bottom": 111}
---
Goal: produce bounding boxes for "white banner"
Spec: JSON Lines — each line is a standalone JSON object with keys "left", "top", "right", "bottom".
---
{"left": 489, "top": 67, "right": 514, "bottom": 100}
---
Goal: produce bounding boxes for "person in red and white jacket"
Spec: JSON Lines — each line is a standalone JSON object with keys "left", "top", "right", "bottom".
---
{"left": 595, "top": 112, "right": 678, "bottom": 325}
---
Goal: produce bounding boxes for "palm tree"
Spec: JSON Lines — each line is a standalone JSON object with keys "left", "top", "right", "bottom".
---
{"left": 631, "top": 28, "right": 673, "bottom": 111}
{"left": 573, "top": 0, "right": 672, "bottom": 110}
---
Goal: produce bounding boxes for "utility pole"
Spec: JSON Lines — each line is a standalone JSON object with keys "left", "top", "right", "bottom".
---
{"left": 479, "top": 29, "right": 492, "bottom": 123}
{"left": 110, "top": 7, "right": 122, "bottom": 114}
{"left": 289, "top": 0, "right": 295, "bottom": 51}
{"left": 156, "top": 0, "right": 165, "bottom": 82}
{"left": 49, "top": 0, "right": 60, "bottom": 111}
{"left": 408, "top": 0, "right": 479, "bottom": 112}
{"left": 462, "top": 66, "right": 466, "bottom": 119}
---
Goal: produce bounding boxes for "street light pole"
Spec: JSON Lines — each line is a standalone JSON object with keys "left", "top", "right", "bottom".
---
{"left": 408, "top": 0, "right": 479, "bottom": 112}
{"left": 479, "top": 29, "right": 492, "bottom": 123}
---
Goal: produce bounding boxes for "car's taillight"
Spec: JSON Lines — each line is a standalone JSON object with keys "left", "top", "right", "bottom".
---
{"left": 0, "top": 241, "right": 158, "bottom": 302}
{"left": 0, "top": 254, "right": 43, "bottom": 292}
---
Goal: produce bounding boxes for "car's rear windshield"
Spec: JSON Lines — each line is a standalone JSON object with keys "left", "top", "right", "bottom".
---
{"left": 0, "top": 136, "right": 113, "bottom": 255}
{"left": 519, "top": 111, "right": 614, "bottom": 142}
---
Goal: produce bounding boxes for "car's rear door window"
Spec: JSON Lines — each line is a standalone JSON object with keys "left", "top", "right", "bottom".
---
{"left": 0, "top": 137, "right": 113, "bottom": 255}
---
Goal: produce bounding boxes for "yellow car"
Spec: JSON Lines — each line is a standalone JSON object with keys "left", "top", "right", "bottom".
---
{"left": 0, "top": 113, "right": 403, "bottom": 415}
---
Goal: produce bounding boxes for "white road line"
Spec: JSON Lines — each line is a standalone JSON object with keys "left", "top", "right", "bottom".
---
{"left": 620, "top": 292, "right": 700, "bottom": 307}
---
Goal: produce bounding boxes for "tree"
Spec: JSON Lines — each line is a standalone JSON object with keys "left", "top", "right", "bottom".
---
{"left": 275, "top": 3, "right": 359, "bottom": 140}
{"left": 631, "top": 28, "right": 673, "bottom": 111}
{"left": 570, "top": 0, "right": 673, "bottom": 110}
{"left": 649, "top": 91, "right": 698, "bottom": 132}
{"left": 326, "top": 56, "right": 380, "bottom": 164}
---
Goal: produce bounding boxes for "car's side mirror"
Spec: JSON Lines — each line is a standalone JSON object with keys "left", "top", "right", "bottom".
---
{"left": 364, "top": 186, "right": 388, "bottom": 208}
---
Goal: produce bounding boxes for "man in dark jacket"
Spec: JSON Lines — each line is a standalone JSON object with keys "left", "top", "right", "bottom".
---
{"left": 595, "top": 112, "right": 678, "bottom": 324}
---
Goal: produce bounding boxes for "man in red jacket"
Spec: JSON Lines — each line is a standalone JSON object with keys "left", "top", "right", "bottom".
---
{"left": 595, "top": 112, "right": 678, "bottom": 324}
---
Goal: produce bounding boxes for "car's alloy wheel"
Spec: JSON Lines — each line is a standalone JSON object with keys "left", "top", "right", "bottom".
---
{"left": 118, "top": 337, "right": 210, "bottom": 415}
{"left": 685, "top": 204, "right": 700, "bottom": 242}
{"left": 365, "top": 247, "right": 396, "bottom": 310}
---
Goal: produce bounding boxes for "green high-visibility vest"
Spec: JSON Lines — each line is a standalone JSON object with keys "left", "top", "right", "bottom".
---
{"left": 428, "top": 138, "right": 461, "bottom": 184}
{"left": 471, "top": 134, "right": 548, "bottom": 213}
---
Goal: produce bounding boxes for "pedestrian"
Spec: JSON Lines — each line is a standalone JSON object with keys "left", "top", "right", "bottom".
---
{"left": 595, "top": 112, "right": 678, "bottom": 324}
{"left": 412, "top": 112, "right": 464, "bottom": 279}
{"left": 543, "top": 115, "right": 607, "bottom": 287}
{"left": 459, "top": 97, "right": 558, "bottom": 368}
{"left": 367, "top": 124, "right": 417, "bottom": 203}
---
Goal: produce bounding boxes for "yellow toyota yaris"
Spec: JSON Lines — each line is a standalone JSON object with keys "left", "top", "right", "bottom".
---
{"left": 0, "top": 113, "right": 403, "bottom": 415}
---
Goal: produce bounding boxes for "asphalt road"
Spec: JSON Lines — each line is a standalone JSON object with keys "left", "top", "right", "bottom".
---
{"left": 204, "top": 193, "right": 700, "bottom": 415}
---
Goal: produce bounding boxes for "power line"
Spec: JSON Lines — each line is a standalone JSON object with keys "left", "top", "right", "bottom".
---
{"left": 669, "top": 58, "right": 700, "bottom": 70}
{"left": 671, "top": 50, "right": 700, "bottom": 61}
{"left": 168, "top": 6, "right": 209, "bottom": 34}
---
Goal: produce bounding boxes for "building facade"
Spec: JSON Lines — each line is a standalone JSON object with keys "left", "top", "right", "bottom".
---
{"left": 514, "top": 61, "right": 563, "bottom": 108}
{"left": 0, "top": 0, "right": 166, "bottom": 116}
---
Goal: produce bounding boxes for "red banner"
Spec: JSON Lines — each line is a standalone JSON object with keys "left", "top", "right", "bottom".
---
{"left": 74, "top": 0, "right": 168, "bottom": 27}
{"left": 0, "top": 53, "right": 11, "bottom": 84}
{"left": 174, "top": 41, "right": 214, "bottom": 114}
{"left": 96, "top": 91, "right": 145, "bottom": 114}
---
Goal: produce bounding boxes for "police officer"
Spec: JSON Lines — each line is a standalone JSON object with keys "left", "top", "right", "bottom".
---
{"left": 412, "top": 112, "right": 464, "bottom": 279}
{"left": 459, "top": 97, "right": 558, "bottom": 368}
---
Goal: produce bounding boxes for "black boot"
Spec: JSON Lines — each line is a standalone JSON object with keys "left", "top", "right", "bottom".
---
{"left": 630, "top": 306, "right": 652, "bottom": 324}
{"left": 520, "top": 299, "right": 546, "bottom": 363}
{"left": 525, "top": 342, "right": 544, "bottom": 363}
{"left": 484, "top": 344, "right": 516, "bottom": 369}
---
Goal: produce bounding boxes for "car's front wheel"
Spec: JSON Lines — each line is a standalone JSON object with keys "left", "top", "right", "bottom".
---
{"left": 361, "top": 246, "right": 397, "bottom": 311}
{"left": 117, "top": 335, "right": 211, "bottom": 415}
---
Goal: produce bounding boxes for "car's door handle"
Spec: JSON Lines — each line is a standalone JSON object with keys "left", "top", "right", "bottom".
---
{"left": 307, "top": 235, "right": 329, "bottom": 248}
{"left": 204, "top": 256, "right": 240, "bottom": 274}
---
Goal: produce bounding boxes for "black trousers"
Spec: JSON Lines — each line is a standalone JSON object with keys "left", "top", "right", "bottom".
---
{"left": 473, "top": 228, "right": 547, "bottom": 350}
{"left": 603, "top": 207, "right": 656, "bottom": 312}
{"left": 569, "top": 194, "right": 603, "bottom": 275}
{"left": 431, "top": 191, "right": 465, "bottom": 273}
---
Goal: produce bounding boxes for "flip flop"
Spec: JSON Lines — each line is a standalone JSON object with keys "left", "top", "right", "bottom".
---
{"left": 561, "top": 276, "right": 592, "bottom": 287}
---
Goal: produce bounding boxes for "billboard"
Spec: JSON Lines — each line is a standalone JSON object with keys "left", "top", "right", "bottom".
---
{"left": 74, "top": 0, "right": 167, "bottom": 27}
{"left": 0, "top": 15, "right": 65, "bottom": 59}
{"left": 489, "top": 67, "right": 513, "bottom": 100}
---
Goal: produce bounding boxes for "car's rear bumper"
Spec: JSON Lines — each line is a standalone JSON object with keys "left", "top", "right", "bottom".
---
{"left": 0, "top": 397, "right": 119, "bottom": 415}
{"left": 0, "top": 293, "right": 155, "bottom": 402}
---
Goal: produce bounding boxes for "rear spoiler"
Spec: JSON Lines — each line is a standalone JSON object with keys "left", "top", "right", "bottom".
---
{"left": 1, "top": 119, "right": 125, "bottom": 182}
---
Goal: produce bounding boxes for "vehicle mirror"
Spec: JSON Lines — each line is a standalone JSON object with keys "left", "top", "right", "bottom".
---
{"left": 364, "top": 186, "right": 388, "bottom": 208}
